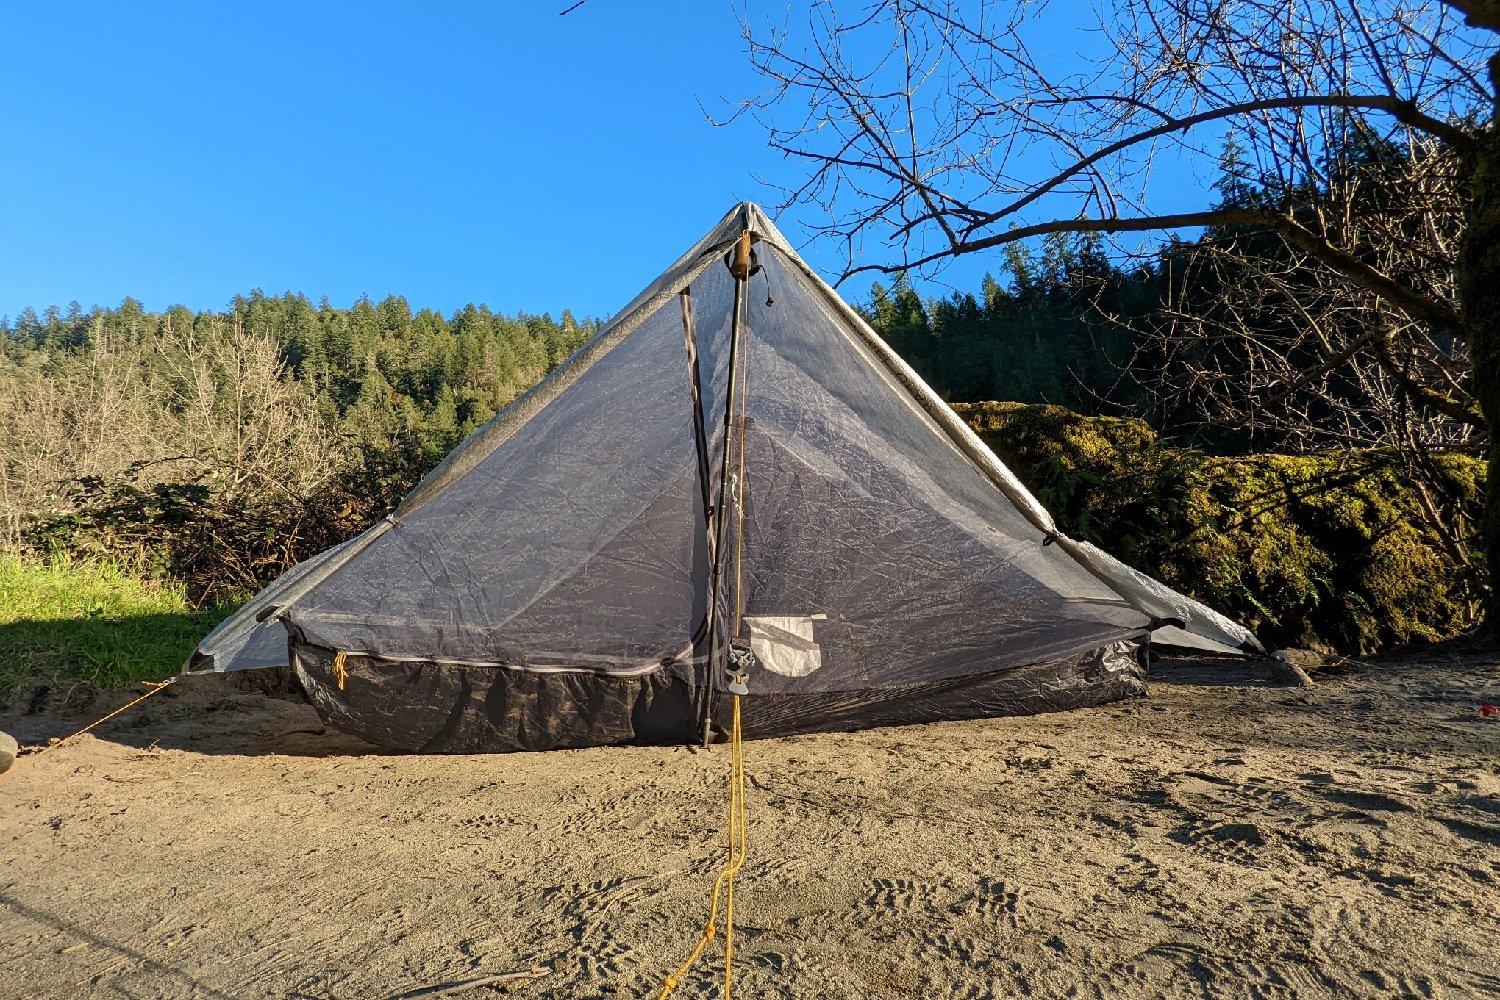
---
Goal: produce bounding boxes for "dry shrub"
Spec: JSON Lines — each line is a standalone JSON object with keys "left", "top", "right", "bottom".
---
{"left": 8, "top": 322, "right": 363, "bottom": 599}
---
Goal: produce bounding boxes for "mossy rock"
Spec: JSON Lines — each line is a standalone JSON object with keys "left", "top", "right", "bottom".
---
{"left": 955, "top": 402, "right": 1484, "bottom": 655}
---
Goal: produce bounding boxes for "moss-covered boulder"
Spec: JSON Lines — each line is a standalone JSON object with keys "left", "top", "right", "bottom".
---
{"left": 956, "top": 401, "right": 1484, "bottom": 655}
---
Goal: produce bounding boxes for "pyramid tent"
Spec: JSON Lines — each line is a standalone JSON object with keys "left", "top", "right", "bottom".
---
{"left": 191, "top": 203, "right": 1259, "bottom": 752}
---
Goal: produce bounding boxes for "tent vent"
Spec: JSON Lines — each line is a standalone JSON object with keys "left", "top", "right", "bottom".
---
{"left": 745, "top": 614, "right": 828, "bottom": 678}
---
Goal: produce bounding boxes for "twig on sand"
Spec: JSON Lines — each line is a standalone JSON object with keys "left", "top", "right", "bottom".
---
{"left": 387, "top": 966, "right": 550, "bottom": 999}
{"left": 76, "top": 956, "right": 137, "bottom": 987}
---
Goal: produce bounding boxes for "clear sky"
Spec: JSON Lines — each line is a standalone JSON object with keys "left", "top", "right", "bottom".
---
{"left": 1, "top": 2, "right": 1212, "bottom": 324}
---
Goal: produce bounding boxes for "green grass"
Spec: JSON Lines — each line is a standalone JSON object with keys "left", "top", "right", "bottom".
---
{"left": 0, "top": 553, "right": 242, "bottom": 696}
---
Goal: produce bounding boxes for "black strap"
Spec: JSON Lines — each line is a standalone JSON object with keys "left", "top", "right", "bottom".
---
{"left": 679, "top": 290, "right": 714, "bottom": 526}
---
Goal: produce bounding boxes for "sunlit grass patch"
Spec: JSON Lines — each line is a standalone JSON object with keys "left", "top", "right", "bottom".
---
{"left": 0, "top": 553, "right": 241, "bottom": 696}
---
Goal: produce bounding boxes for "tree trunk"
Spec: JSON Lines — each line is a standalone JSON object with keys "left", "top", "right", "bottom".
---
{"left": 1459, "top": 83, "right": 1500, "bottom": 623}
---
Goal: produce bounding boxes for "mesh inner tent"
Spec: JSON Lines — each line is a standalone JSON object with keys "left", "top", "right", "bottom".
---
{"left": 698, "top": 245, "right": 1149, "bottom": 693}
{"left": 180, "top": 204, "right": 1274, "bottom": 754}
{"left": 283, "top": 236, "right": 1148, "bottom": 692}
{"left": 285, "top": 290, "right": 710, "bottom": 673}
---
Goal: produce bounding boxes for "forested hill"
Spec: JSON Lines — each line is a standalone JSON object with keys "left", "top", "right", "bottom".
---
{"left": 2, "top": 228, "right": 1135, "bottom": 426}
{"left": 3, "top": 291, "right": 598, "bottom": 451}
{"left": 859, "top": 232, "right": 1149, "bottom": 413}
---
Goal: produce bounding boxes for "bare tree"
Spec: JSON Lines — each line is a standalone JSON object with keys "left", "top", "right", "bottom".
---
{"left": 742, "top": 0, "right": 1500, "bottom": 605}
{"left": 1130, "top": 136, "right": 1471, "bottom": 447}
{"left": 154, "top": 319, "right": 342, "bottom": 500}
{"left": 0, "top": 319, "right": 346, "bottom": 593}
{"left": 0, "top": 344, "right": 164, "bottom": 543}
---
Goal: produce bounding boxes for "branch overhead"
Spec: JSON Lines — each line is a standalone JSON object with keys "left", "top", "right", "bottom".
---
{"left": 744, "top": 0, "right": 1484, "bottom": 343}
{"left": 743, "top": 0, "right": 1485, "bottom": 463}
{"left": 1443, "top": 0, "right": 1500, "bottom": 32}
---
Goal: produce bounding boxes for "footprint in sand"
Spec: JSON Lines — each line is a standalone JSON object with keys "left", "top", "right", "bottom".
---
{"left": 1174, "top": 818, "right": 1269, "bottom": 867}
{"left": 864, "top": 877, "right": 951, "bottom": 916}
{"left": 950, "top": 875, "right": 1023, "bottom": 930}
{"left": 1321, "top": 789, "right": 1416, "bottom": 813}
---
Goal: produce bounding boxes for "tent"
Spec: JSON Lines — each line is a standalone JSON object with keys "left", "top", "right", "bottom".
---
{"left": 190, "top": 203, "right": 1259, "bottom": 752}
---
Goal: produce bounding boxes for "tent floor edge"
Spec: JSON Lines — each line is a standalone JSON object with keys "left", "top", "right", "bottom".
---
{"left": 289, "top": 639, "right": 1146, "bottom": 754}
{"left": 291, "top": 643, "right": 699, "bottom": 753}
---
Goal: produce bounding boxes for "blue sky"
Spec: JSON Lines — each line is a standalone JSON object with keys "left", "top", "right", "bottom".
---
{"left": 2, "top": 2, "right": 1212, "bottom": 323}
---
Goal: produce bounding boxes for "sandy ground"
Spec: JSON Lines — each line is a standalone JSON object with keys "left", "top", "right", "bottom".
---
{"left": 2, "top": 654, "right": 1498, "bottom": 1000}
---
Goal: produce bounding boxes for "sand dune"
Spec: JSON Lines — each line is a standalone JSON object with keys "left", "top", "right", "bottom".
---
{"left": 2, "top": 654, "right": 1497, "bottom": 998}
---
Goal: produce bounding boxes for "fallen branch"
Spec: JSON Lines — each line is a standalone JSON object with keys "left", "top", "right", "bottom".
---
{"left": 1269, "top": 651, "right": 1319, "bottom": 687}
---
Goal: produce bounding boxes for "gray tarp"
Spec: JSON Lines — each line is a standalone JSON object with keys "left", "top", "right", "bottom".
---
{"left": 191, "top": 202, "right": 1259, "bottom": 751}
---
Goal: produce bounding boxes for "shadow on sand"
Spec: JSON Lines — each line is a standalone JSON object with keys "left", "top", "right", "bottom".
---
{"left": 1, "top": 624, "right": 389, "bottom": 759}
{"left": 0, "top": 890, "right": 244, "bottom": 1000}
{"left": 1148, "top": 655, "right": 1291, "bottom": 688}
